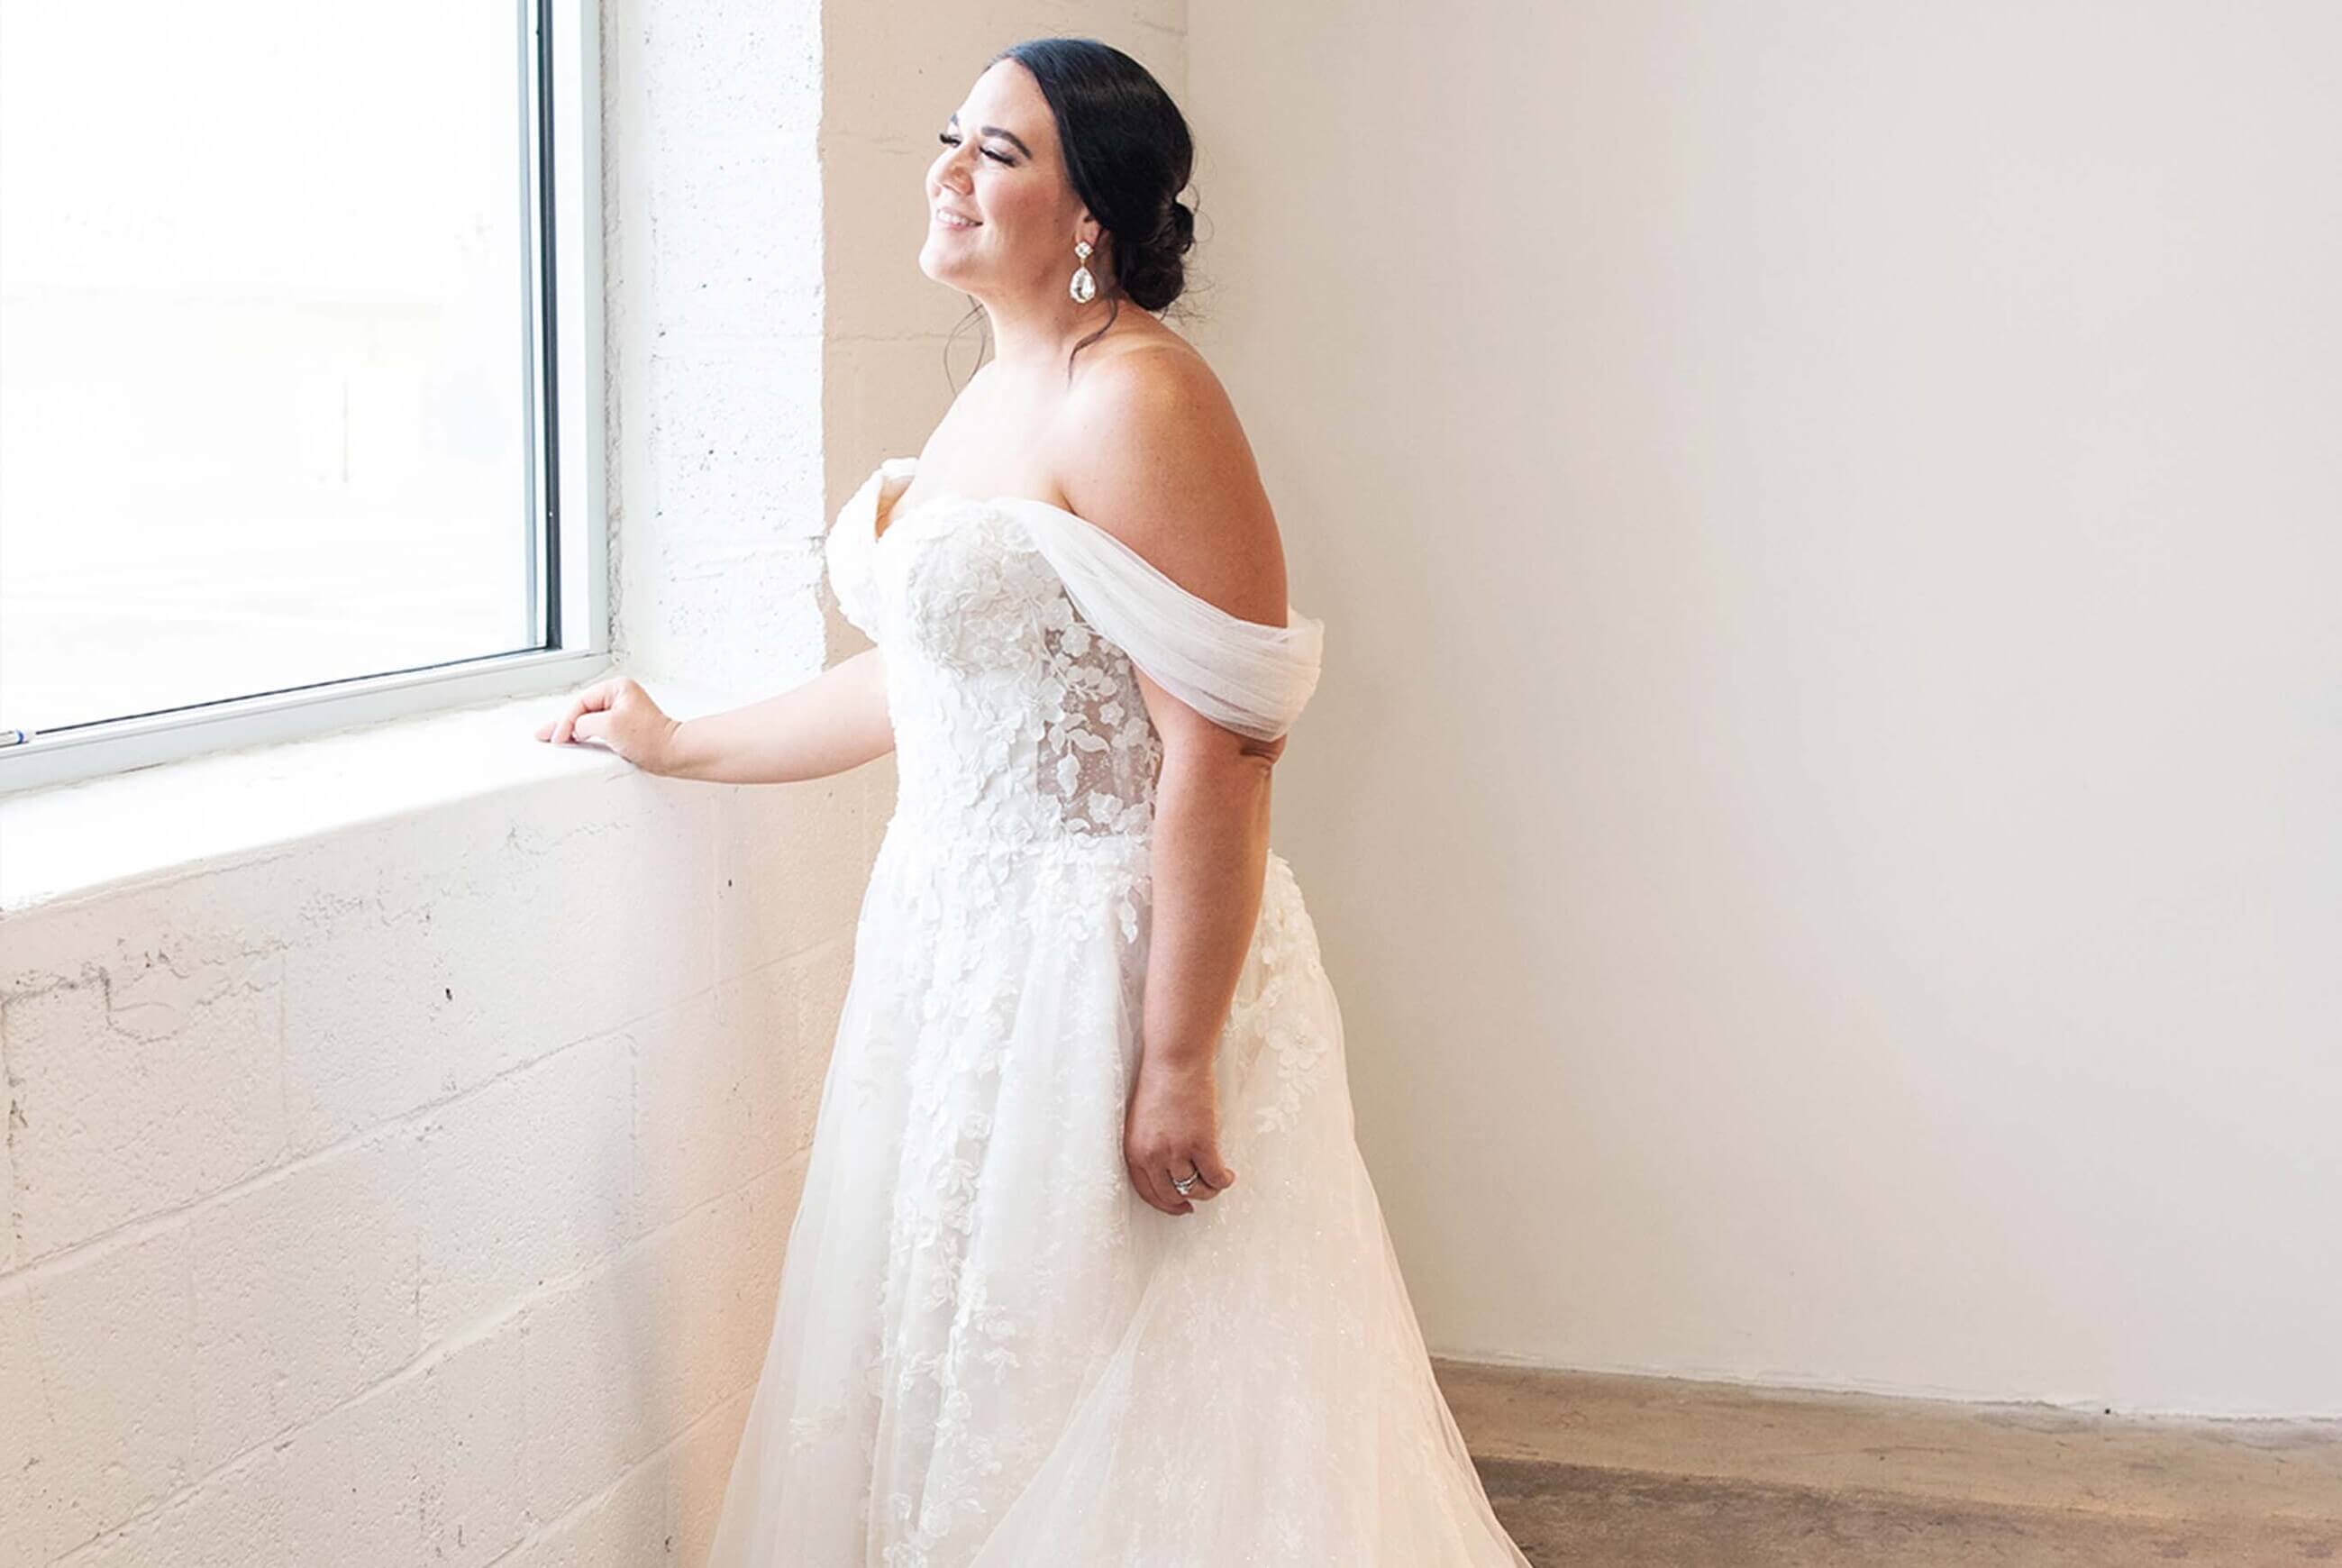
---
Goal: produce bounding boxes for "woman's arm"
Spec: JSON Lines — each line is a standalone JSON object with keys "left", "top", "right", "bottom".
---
{"left": 1139, "top": 717, "right": 1287, "bottom": 1075}
{"left": 1053, "top": 342, "right": 1298, "bottom": 1214}
{"left": 658, "top": 644, "right": 896, "bottom": 783}
{"left": 536, "top": 644, "right": 894, "bottom": 784}
{"left": 1124, "top": 677, "right": 1288, "bottom": 1217}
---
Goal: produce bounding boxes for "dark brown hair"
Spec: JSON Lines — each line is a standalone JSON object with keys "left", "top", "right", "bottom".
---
{"left": 950, "top": 37, "right": 1205, "bottom": 385}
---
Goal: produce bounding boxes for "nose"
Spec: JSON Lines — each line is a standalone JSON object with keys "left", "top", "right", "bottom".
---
{"left": 934, "top": 137, "right": 975, "bottom": 190}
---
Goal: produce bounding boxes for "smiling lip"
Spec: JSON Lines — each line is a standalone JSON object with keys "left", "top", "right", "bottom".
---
{"left": 933, "top": 211, "right": 980, "bottom": 228}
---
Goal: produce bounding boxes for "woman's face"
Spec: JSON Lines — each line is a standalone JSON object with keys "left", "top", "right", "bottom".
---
{"left": 921, "top": 60, "right": 1098, "bottom": 299}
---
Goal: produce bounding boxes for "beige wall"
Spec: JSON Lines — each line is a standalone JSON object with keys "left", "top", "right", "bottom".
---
{"left": 1189, "top": 1, "right": 2340, "bottom": 1417}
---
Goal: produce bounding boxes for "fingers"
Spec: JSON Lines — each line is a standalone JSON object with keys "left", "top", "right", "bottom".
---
{"left": 1183, "top": 1151, "right": 1237, "bottom": 1202}
{"left": 1167, "top": 1162, "right": 1211, "bottom": 1208}
{"left": 562, "top": 685, "right": 614, "bottom": 743}
{"left": 536, "top": 681, "right": 615, "bottom": 744}
{"left": 1128, "top": 1158, "right": 1189, "bottom": 1216}
{"left": 533, "top": 698, "right": 579, "bottom": 743}
{"left": 1128, "top": 1148, "right": 1239, "bottom": 1216}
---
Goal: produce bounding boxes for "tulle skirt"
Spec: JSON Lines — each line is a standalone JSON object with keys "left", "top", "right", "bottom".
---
{"left": 705, "top": 820, "right": 1532, "bottom": 1567}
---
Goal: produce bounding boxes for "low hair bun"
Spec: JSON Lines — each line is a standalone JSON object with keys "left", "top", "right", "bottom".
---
{"left": 1116, "top": 196, "right": 1198, "bottom": 314}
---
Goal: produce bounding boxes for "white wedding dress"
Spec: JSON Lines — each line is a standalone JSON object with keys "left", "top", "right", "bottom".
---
{"left": 705, "top": 458, "right": 1533, "bottom": 1567}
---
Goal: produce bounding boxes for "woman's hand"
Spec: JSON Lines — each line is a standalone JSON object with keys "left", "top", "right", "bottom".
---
{"left": 1125, "top": 1055, "right": 1237, "bottom": 1216}
{"left": 533, "top": 677, "right": 679, "bottom": 773}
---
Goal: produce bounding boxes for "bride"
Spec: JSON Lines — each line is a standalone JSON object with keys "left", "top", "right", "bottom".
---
{"left": 537, "top": 35, "right": 1532, "bottom": 1567}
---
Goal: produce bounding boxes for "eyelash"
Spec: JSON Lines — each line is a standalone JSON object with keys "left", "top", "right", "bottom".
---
{"left": 938, "top": 132, "right": 1012, "bottom": 165}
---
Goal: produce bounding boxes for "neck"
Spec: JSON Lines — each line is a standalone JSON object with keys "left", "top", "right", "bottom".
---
{"left": 976, "top": 283, "right": 1125, "bottom": 372}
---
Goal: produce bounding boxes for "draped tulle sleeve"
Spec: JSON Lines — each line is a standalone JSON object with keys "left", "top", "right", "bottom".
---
{"left": 825, "top": 458, "right": 913, "bottom": 639}
{"left": 995, "top": 497, "right": 1326, "bottom": 743}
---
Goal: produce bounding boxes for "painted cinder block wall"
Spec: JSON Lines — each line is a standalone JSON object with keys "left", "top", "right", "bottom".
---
{"left": 1, "top": 3, "right": 1182, "bottom": 1563}
{"left": 1, "top": 771, "right": 880, "bottom": 1565}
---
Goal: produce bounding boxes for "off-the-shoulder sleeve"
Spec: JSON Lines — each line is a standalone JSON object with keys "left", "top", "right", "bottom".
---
{"left": 826, "top": 459, "right": 914, "bottom": 639}
{"left": 997, "top": 498, "right": 1326, "bottom": 743}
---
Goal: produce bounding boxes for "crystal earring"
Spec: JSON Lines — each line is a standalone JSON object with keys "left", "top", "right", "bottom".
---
{"left": 1069, "top": 239, "right": 1097, "bottom": 305}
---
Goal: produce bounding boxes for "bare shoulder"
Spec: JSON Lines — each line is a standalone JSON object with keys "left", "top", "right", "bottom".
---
{"left": 1050, "top": 339, "right": 1289, "bottom": 631}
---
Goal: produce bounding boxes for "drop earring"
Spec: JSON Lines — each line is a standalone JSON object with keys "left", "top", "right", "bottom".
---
{"left": 1069, "top": 238, "right": 1096, "bottom": 305}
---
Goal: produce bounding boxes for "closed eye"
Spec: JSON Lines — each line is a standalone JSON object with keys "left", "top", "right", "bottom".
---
{"left": 938, "top": 132, "right": 1013, "bottom": 165}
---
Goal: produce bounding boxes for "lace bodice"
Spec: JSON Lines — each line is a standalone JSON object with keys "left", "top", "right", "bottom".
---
{"left": 825, "top": 458, "right": 1326, "bottom": 852}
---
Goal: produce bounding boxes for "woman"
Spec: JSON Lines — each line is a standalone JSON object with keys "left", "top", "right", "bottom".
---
{"left": 538, "top": 36, "right": 1532, "bottom": 1567}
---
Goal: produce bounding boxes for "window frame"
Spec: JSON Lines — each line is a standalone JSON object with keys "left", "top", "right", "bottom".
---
{"left": 0, "top": 0, "right": 609, "bottom": 799}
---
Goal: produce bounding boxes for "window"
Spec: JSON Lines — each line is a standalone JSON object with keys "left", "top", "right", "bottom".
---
{"left": 0, "top": 0, "right": 607, "bottom": 797}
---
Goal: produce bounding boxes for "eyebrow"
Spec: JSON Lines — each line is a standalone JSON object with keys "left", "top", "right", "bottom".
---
{"left": 945, "top": 111, "right": 1034, "bottom": 160}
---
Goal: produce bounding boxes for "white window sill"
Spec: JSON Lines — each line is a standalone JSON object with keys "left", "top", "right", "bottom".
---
{"left": 0, "top": 676, "right": 757, "bottom": 916}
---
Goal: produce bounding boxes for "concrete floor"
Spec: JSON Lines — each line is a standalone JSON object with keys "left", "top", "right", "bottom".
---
{"left": 1434, "top": 1359, "right": 2341, "bottom": 1567}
